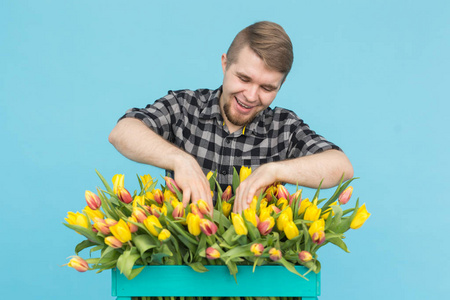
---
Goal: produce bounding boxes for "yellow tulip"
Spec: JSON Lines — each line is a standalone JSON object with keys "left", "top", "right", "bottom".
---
{"left": 304, "top": 204, "right": 321, "bottom": 225}
{"left": 206, "top": 171, "right": 214, "bottom": 180}
{"left": 239, "top": 166, "right": 252, "bottom": 182}
{"left": 298, "top": 198, "right": 311, "bottom": 215}
{"left": 112, "top": 174, "right": 124, "bottom": 195}
{"left": 276, "top": 197, "right": 288, "bottom": 210}
{"left": 308, "top": 218, "right": 325, "bottom": 238}
{"left": 298, "top": 251, "right": 313, "bottom": 263}
{"left": 231, "top": 213, "right": 248, "bottom": 235}
{"left": 197, "top": 199, "right": 211, "bottom": 215}
{"left": 143, "top": 215, "right": 163, "bottom": 237}
{"left": 158, "top": 229, "right": 171, "bottom": 241}
{"left": 276, "top": 213, "right": 290, "bottom": 231}
{"left": 350, "top": 203, "right": 371, "bottom": 229}
{"left": 259, "top": 207, "right": 271, "bottom": 222}
{"left": 164, "top": 189, "right": 177, "bottom": 203}
{"left": 322, "top": 201, "right": 337, "bottom": 220}
{"left": 250, "top": 196, "right": 258, "bottom": 211}
{"left": 243, "top": 207, "right": 258, "bottom": 227}
{"left": 83, "top": 206, "right": 104, "bottom": 221}
{"left": 186, "top": 213, "right": 201, "bottom": 236}
{"left": 140, "top": 174, "right": 153, "bottom": 190}
{"left": 284, "top": 221, "right": 299, "bottom": 240}
{"left": 222, "top": 201, "right": 231, "bottom": 217}
{"left": 133, "top": 195, "right": 146, "bottom": 209}
{"left": 110, "top": 219, "right": 132, "bottom": 243}
{"left": 65, "top": 212, "right": 90, "bottom": 229}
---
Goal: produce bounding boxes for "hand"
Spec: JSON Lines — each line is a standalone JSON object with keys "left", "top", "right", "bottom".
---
{"left": 233, "top": 163, "right": 278, "bottom": 214}
{"left": 173, "top": 155, "right": 213, "bottom": 216}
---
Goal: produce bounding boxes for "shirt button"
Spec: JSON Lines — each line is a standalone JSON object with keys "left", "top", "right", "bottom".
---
{"left": 221, "top": 170, "right": 227, "bottom": 175}
{"left": 226, "top": 139, "right": 231, "bottom": 144}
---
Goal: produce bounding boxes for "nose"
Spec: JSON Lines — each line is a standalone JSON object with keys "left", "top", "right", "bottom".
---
{"left": 244, "top": 84, "right": 259, "bottom": 102}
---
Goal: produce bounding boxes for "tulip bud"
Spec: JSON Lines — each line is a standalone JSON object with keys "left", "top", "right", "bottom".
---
{"left": 338, "top": 186, "right": 353, "bottom": 205}
{"left": 83, "top": 206, "right": 104, "bottom": 222}
{"left": 222, "top": 185, "right": 232, "bottom": 202}
{"left": 132, "top": 207, "right": 147, "bottom": 223}
{"left": 189, "top": 203, "right": 204, "bottom": 218}
{"left": 284, "top": 221, "right": 300, "bottom": 240}
{"left": 144, "top": 191, "right": 155, "bottom": 202}
{"left": 222, "top": 201, "right": 231, "bottom": 217}
{"left": 322, "top": 201, "right": 337, "bottom": 220}
{"left": 269, "top": 205, "right": 281, "bottom": 214}
{"left": 206, "top": 247, "right": 221, "bottom": 260}
{"left": 112, "top": 174, "right": 124, "bottom": 195}
{"left": 265, "top": 185, "right": 278, "bottom": 201}
{"left": 143, "top": 215, "right": 163, "bottom": 237}
{"left": 140, "top": 174, "right": 153, "bottom": 190}
{"left": 127, "top": 216, "right": 139, "bottom": 233}
{"left": 312, "top": 231, "right": 326, "bottom": 245}
{"left": 65, "top": 212, "right": 90, "bottom": 229}
{"left": 243, "top": 207, "right": 258, "bottom": 227}
{"left": 105, "top": 236, "right": 123, "bottom": 248}
{"left": 110, "top": 219, "right": 132, "bottom": 243}
{"left": 158, "top": 229, "right": 171, "bottom": 242}
{"left": 308, "top": 218, "right": 325, "bottom": 237}
{"left": 257, "top": 217, "right": 275, "bottom": 235}
{"left": 133, "top": 195, "right": 146, "bottom": 209}
{"left": 269, "top": 248, "right": 282, "bottom": 261}
{"left": 290, "top": 189, "right": 302, "bottom": 205}
{"left": 117, "top": 186, "right": 133, "bottom": 204}
{"left": 276, "top": 213, "right": 290, "bottom": 231}
{"left": 149, "top": 204, "right": 162, "bottom": 218}
{"left": 259, "top": 207, "right": 271, "bottom": 222}
{"left": 186, "top": 213, "right": 201, "bottom": 236}
{"left": 197, "top": 199, "right": 211, "bottom": 216}
{"left": 250, "top": 243, "right": 264, "bottom": 256}
{"left": 277, "top": 185, "right": 290, "bottom": 200}
{"left": 67, "top": 256, "right": 89, "bottom": 272}
{"left": 298, "top": 198, "right": 311, "bottom": 215}
{"left": 276, "top": 197, "right": 288, "bottom": 210}
{"left": 350, "top": 203, "right": 371, "bottom": 229}
{"left": 152, "top": 188, "right": 164, "bottom": 205}
{"left": 94, "top": 219, "right": 110, "bottom": 235}
{"left": 163, "top": 189, "right": 177, "bottom": 203}
{"left": 304, "top": 204, "right": 321, "bottom": 225}
{"left": 199, "top": 219, "right": 218, "bottom": 236}
{"left": 85, "top": 190, "right": 101, "bottom": 210}
{"left": 165, "top": 176, "right": 181, "bottom": 194}
{"left": 239, "top": 166, "right": 252, "bottom": 182}
{"left": 172, "top": 202, "right": 185, "bottom": 219}
{"left": 105, "top": 218, "right": 118, "bottom": 227}
{"left": 231, "top": 213, "right": 248, "bottom": 236}
{"left": 298, "top": 251, "right": 313, "bottom": 263}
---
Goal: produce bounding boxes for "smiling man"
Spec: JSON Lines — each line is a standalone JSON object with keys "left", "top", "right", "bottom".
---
{"left": 109, "top": 21, "right": 353, "bottom": 213}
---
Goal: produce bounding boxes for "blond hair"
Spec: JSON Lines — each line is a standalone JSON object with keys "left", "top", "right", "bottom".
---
{"left": 226, "top": 21, "right": 294, "bottom": 76}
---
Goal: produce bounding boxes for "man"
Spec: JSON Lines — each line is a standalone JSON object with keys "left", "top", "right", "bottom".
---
{"left": 109, "top": 21, "right": 353, "bottom": 214}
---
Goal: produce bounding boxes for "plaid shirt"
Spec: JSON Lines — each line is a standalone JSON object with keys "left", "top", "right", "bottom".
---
{"left": 121, "top": 87, "right": 341, "bottom": 189}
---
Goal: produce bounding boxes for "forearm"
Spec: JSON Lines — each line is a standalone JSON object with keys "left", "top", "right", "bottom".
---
{"left": 108, "top": 118, "right": 190, "bottom": 171}
{"left": 271, "top": 149, "right": 354, "bottom": 188}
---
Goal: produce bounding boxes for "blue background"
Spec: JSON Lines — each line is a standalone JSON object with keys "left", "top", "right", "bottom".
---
{"left": 1, "top": 1, "right": 449, "bottom": 299}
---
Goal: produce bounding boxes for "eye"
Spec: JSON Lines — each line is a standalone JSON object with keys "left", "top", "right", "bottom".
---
{"left": 238, "top": 76, "right": 250, "bottom": 83}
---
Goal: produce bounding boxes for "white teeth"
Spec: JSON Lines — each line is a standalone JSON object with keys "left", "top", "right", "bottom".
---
{"left": 236, "top": 99, "right": 251, "bottom": 109}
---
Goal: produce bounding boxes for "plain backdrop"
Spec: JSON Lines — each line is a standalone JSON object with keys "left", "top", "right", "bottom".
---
{"left": 1, "top": 1, "right": 449, "bottom": 299}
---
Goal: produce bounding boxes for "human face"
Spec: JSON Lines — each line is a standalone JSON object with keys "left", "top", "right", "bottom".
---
{"left": 220, "top": 46, "right": 285, "bottom": 133}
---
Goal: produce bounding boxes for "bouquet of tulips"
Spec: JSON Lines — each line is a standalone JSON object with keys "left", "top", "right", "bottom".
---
{"left": 64, "top": 168, "right": 370, "bottom": 282}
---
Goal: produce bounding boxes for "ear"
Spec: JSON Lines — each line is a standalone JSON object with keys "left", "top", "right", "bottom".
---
{"left": 221, "top": 53, "right": 227, "bottom": 74}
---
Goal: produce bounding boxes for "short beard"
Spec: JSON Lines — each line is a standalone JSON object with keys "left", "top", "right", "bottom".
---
{"left": 223, "top": 100, "right": 255, "bottom": 127}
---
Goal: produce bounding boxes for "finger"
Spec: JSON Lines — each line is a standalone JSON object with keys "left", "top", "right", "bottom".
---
{"left": 182, "top": 188, "right": 191, "bottom": 208}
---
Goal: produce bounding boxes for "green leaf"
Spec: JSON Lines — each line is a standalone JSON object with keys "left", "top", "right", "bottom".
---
{"left": 74, "top": 240, "right": 97, "bottom": 255}
{"left": 322, "top": 177, "right": 359, "bottom": 212}
{"left": 312, "top": 179, "right": 324, "bottom": 202}
{"left": 95, "top": 170, "right": 114, "bottom": 194}
{"left": 326, "top": 237, "right": 350, "bottom": 253}
{"left": 116, "top": 247, "right": 141, "bottom": 279}
{"left": 188, "top": 262, "right": 209, "bottom": 273}
{"left": 133, "top": 235, "right": 158, "bottom": 255}
{"left": 63, "top": 223, "right": 103, "bottom": 244}
{"left": 277, "top": 257, "right": 308, "bottom": 280}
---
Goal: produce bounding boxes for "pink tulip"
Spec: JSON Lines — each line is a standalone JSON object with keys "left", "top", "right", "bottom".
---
{"left": 206, "top": 247, "right": 221, "bottom": 260}
{"left": 298, "top": 251, "right": 313, "bottom": 262}
{"left": 85, "top": 190, "right": 101, "bottom": 210}
{"left": 67, "top": 256, "right": 89, "bottom": 272}
{"left": 165, "top": 176, "right": 181, "bottom": 194}
{"left": 338, "top": 186, "right": 353, "bottom": 205}
{"left": 199, "top": 219, "right": 218, "bottom": 236}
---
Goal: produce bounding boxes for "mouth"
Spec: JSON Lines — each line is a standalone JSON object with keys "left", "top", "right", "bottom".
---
{"left": 235, "top": 97, "right": 253, "bottom": 110}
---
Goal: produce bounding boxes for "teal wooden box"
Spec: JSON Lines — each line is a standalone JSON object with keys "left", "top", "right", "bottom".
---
{"left": 112, "top": 265, "right": 320, "bottom": 299}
